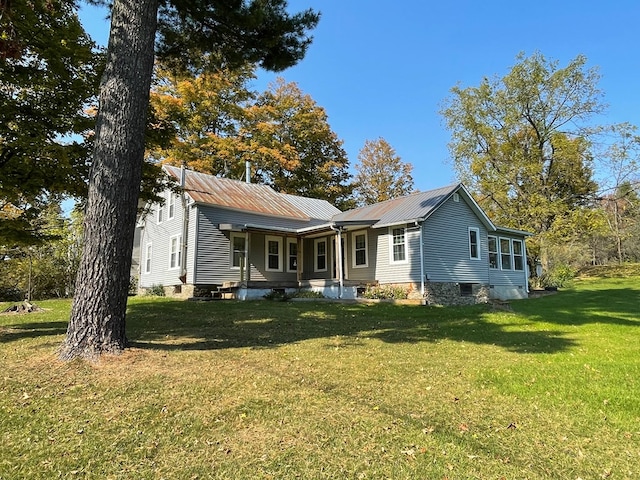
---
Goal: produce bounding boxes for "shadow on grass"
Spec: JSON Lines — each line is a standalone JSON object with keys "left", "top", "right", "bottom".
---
{"left": 513, "top": 286, "right": 640, "bottom": 327}
{"left": 125, "top": 299, "right": 577, "bottom": 354}
{"left": 0, "top": 320, "right": 68, "bottom": 342}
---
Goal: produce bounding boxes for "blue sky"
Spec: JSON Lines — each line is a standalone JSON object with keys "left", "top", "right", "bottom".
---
{"left": 79, "top": 0, "right": 640, "bottom": 192}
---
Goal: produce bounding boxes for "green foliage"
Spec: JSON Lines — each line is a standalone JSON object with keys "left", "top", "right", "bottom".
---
{"left": 149, "top": 71, "right": 353, "bottom": 209}
{"left": 353, "top": 137, "right": 414, "bottom": 206}
{"left": 290, "top": 289, "right": 325, "bottom": 298}
{"left": 0, "top": 0, "right": 101, "bottom": 245}
{"left": 156, "top": 0, "right": 320, "bottom": 73}
{"left": 145, "top": 284, "right": 166, "bottom": 297}
{"left": 541, "top": 263, "right": 577, "bottom": 288}
{"left": 263, "top": 289, "right": 290, "bottom": 301}
{"left": 0, "top": 203, "right": 83, "bottom": 300}
{"left": 440, "top": 52, "right": 604, "bottom": 270}
{"left": 360, "top": 284, "right": 409, "bottom": 300}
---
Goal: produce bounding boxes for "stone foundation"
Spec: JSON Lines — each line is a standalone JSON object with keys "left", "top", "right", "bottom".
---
{"left": 424, "top": 282, "right": 489, "bottom": 306}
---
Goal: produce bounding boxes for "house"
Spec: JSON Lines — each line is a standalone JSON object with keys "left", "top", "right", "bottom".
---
{"left": 136, "top": 166, "right": 530, "bottom": 304}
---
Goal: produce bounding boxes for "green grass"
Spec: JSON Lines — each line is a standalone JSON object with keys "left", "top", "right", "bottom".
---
{"left": 1, "top": 273, "right": 639, "bottom": 479}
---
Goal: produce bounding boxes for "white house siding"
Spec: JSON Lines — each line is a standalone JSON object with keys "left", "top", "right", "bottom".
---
{"left": 139, "top": 191, "right": 193, "bottom": 289}
{"left": 423, "top": 196, "right": 490, "bottom": 284}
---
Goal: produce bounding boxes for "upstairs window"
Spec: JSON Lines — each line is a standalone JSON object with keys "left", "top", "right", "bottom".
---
{"left": 390, "top": 227, "right": 407, "bottom": 263}
{"left": 469, "top": 227, "right": 480, "bottom": 260}
{"left": 168, "top": 193, "right": 175, "bottom": 220}
{"left": 157, "top": 202, "right": 164, "bottom": 224}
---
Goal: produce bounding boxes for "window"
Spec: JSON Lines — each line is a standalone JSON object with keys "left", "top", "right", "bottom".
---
{"left": 488, "top": 236, "right": 498, "bottom": 269}
{"left": 500, "top": 238, "right": 512, "bottom": 270}
{"left": 315, "top": 238, "right": 327, "bottom": 272}
{"left": 513, "top": 239, "right": 524, "bottom": 271}
{"left": 265, "top": 235, "right": 282, "bottom": 272}
{"left": 169, "top": 235, "right": 182, "bottom": 269}
{"left": 157, "top": 202, "right": 164, "bottom": 224}
{"left": 144, "top": 243, "right": 152, "bottom": 274}
{"left": 390, "top": 227, "right": 407, "bottom": 263}
{"left": 287, "top": 239, "right": 298, "bottom": 272}
{"left": 469, "top": 227, "right": 480, "bottom": 260}
{"left": 230, "top": 233, "right": 245, "bottom": 269}
{"left": 460, "top": 283, "right": 474, "bottom": 296}
{"left": 352, "top": 231, "right": 368, "bottom": 268}
{"left": 168, "top": 193, "right": 175, "bottom": 220}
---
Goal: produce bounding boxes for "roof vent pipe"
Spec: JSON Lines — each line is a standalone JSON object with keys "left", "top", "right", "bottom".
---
{"left": 245, "top": 161, "right": 251, "bottom": 184}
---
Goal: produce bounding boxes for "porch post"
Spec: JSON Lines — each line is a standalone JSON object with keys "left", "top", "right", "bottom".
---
{"left": 336, "top": 228, "right": 344, "bottom": 298}
{"left": 296, "top": 237, "right": 303, "bottom": 285}
{"left": 244, "top": 231, "right": 250, "bottom": 284}
{"left": 419, "top": 223, "right": 425, "bottom": 296}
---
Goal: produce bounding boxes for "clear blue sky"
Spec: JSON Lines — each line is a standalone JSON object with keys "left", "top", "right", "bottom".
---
{"left": 78, "top": 0, "right": 640, "bottom": 192}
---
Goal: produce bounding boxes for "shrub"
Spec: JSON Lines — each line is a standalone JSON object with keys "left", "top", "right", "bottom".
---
{"left": 263, "top": 289, "right": 290, "bottom": 301}
{"left": 361, "top": 285, "right": 409, "bottom": 300}
{"left": 290, "top": 290, "right": 325, "bottom": 299}
{"left": 145, "top": 284, "right": 165, "bottom": 297}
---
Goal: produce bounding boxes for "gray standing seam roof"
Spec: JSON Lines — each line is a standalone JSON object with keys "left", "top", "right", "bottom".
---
{"left": 332, "top": 184, "right": 461, "bottom": 228}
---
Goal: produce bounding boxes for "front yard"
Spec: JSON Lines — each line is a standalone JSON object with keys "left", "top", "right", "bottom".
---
{"left": 1, "top": 273, "right": 639, "bottom": 478}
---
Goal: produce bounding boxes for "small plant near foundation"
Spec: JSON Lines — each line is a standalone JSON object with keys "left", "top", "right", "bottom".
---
{"left": 361, "top": 284, "right": 409, "bottom": 300}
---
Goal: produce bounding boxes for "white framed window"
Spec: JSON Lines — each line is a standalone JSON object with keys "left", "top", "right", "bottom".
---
{"left": 500, "top": 237, "right": 512, "bottom": 270}
{"left": 389, "top": 227, "right": 407, "bottom": 264}
{"left": 513, "top": 239, "right": 524, "bottom": 271}
{"left": 230, "top": 233, "right": 246, "bottom": 270}
{"left": 469, "top": 227, "right": 480, "bottom": 260}
{"left": 168, "top": 192, "right": 175, "bottom": 220}
{"left": 144, "top": 243, "right": 152, "bottom": 274}
{"left": 314, "top": 238, "right": 327, "bottom": 272}
{"left": 286, "top": 239, "right": 298, "bottom": 273}
{"left": 265, "top": 235, "right": 282, "bottom": 272}
{"left": 157, "top": 202, "right": 164, "bottom": 224}
{"left": 488, "top": 236, "right": 498, "bottom": 269}
{"left": 169, "top": 235, "right": 182, "bottom": 269}
{"left": 352, "top": 231, "right": 368, "bottom": 268}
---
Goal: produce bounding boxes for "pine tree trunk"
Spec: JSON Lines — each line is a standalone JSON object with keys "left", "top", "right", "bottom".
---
{"left": 60, "top": 0, "right": 159, "bottom": 360}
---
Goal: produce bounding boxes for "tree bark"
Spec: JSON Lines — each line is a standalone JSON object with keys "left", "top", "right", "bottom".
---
{"left": 60, "top": 0, "right": 159, "bottom": 360}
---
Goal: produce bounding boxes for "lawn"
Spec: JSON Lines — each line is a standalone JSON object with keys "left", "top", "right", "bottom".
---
{"left": 1, "top": 274, "right": 639, "bottom": 479}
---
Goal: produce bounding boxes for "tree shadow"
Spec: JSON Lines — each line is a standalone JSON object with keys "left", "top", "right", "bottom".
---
{"left": 512, "top": 286, "right": 640, "bottom": 327}
{"left": 0, "top": 321, "right": 68, "bottom": 342}
{"left": 125, "top": 299, "right": 577, "bottom": 354}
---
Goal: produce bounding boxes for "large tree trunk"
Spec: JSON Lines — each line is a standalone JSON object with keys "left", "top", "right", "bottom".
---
{"left": 60, "top": 0, "right": 159, "bottom": 360}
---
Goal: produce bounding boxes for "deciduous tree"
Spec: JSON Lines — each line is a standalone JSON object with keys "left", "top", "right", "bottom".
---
{"left": 0, "top": 0, "right": 99, "bottom": 245}
{"left": 353, "top": 137, "right": 414, "bottom": 206}
{"left": 248, "top": 78, "right": 353, "bottom": 208}
{"left": 440, "top": 52, "right": 604, "bottom": 267}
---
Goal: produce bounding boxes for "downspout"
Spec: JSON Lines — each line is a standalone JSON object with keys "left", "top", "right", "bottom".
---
{"left": 179, "top": 165, "right": 189, "bottom": 284}
{"left": 523, "top": 237, "right": 530, "bottom": 294}
{"left": 331, "top": 226, "right": 344, "bottom": 298}
{"left": 419, "top": 222, "right": 425, "bottom": 296}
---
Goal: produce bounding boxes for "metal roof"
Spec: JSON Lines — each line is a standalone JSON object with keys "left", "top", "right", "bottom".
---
{"left": 164, "top": 166, "right": 338, "bottom": 221}
{"left": 332, "top": 184, "right": 462, "bottom": 228}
